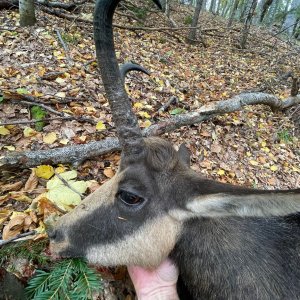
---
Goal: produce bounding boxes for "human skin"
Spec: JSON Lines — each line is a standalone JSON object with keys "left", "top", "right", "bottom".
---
{"left": 127, "top": 259, "right": 179, "bottom": 300}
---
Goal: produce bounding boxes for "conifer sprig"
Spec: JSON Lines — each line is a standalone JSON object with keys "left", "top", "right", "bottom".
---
{"left": 25, "top": 258, "right": 102, "bottom": 300}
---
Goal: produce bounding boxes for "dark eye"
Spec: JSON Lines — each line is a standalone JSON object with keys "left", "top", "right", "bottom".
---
{"left": 117, "top": 190, "right": 144, "bottom": 206}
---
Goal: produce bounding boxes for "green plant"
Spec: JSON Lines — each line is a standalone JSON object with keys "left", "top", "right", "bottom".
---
{"left": 25, "top": 258, "right": 102, "bottom": 300}
{"left": 0, "top": 240, "right": 49, "bottom": 266}
{"left": 31, "top": 105, "right": 47, "bottom": 131}
{"left": 184, "top": 15, "right": 193, "bottom": 25}
{"left": 277, "top": 129, "right": 293, "bottom": 143}
{"left": 61, "top": 33, "right": 81, "bottom": 45}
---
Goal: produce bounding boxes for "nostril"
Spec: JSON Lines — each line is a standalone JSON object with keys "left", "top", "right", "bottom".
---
{"left": 47, "top": 229, "right": 57, "bottom": 240}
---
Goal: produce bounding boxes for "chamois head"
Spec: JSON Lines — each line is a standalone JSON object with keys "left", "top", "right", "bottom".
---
{"left": 49, "top": 0, "right": 300, "bottom": 270}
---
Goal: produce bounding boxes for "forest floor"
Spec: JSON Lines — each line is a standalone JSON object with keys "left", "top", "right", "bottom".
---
{"left": 0, "top": 1, "right": 300, "bottom": 299}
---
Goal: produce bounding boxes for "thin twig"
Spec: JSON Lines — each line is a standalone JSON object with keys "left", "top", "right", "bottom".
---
{"left": 0, "top": 115, "right": 96, "bottom": 126}
{"left": 0, "top": 230, "right": 36, "bottom": 247}
{"left": 13, "top": 100, "right": 65, "bottom": 116}
{"left": 55, "top": 172, "right": 83, "bottom": 199}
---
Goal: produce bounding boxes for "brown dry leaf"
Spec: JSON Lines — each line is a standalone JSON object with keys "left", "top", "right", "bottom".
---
{"left": 88, "top": 180, "right": 101, "bottom": 193}
{"left": 0, "top": 181, "right": 23, "bottom": 193}
{"left": 200, "top": 160, "right": 212, "bottom": 169}
{"left": 23, "top": 215, "right": 34, "bottom": 231}
{"left": 2, "top": 213, "right": 27, "bottom": 240}
{"left": 104, "top": 168, "right": 115, "bottom": 178}
{"left": 0, "top": 209, "right": 12, "bottom": 226}
{"left": 211, "top": 143, "right": 222, "bottom": 153}
{"left": 24, "top": 170, "right": 38, "bottom": 193}
{"left": 268, "top": 177, "right": 277, "bottom": 186}
{"left": 29, "top": 210, "right": 38, "bottom": 223}
{"left": 38, "top": 197, "right": 60, "bottom": 218}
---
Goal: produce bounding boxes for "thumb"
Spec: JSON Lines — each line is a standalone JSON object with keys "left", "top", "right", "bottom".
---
{"left": 156, "top": 259, "right": 179, "bottom": 283}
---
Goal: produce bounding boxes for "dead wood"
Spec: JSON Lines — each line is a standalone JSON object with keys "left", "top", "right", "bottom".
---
{"left": 0, "top": 0, "right": 85, "bottom": 11}
{"left": 1, "top": 92, "right": 299, "bottom": 171}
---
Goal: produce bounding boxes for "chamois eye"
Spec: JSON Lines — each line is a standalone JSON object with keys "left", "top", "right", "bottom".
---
{"left": 117, "top": 190, "right": 144, "bottom": 206}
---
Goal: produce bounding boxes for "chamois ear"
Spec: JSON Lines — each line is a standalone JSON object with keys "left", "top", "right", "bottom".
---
{"left": 178, "top": 143, "right": 191, "bottom": 166}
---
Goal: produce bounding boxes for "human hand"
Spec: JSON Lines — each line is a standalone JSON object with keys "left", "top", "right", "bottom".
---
{"left": 127, "top": 259, "right": 179, "bottom": 300}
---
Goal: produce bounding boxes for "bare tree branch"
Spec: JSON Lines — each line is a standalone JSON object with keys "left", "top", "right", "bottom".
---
{"left": 1, "top": 92, "right": 299, "bottom": 171}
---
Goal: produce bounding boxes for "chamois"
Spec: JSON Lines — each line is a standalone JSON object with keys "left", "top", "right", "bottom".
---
{"left": 49, "top": 0, "right": 300, "bottom": 299}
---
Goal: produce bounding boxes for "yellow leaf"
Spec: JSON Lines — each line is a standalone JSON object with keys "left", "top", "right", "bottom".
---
{"left": 134, "top": 102, "right": 144, "bottom": 109}
{"left": 55, "top": 77, "right": 65, "bottom": 84}
{"left": 24, "top": 127, "right": 36, "bottom": 137}
{"left": 55, "top": 91, "right": 66, "bottom": 98}
{"left": 138, "top": 111, "right": 151, "bottom": 119}
{"left": 46, "top": 171, "right": 88, "bottom": 211}
{"left": 249, "top": 160, "right": 259, "bottom": 166}
{"left": 79, "top": 135, "right": 86, "bottom": 142}
{"left": 43, "top": 132, "right": 57, "bottom": 144}
{"left": 270, "top": 165, "right": 278, "bottom": 171}
{"left": 0, "top": 126, "right": 10, "bottom": 135}
{"left": 55, "top": 165, "right": 66, "bottom": 174}
{"left": 4, "top": 145, "right": 15, "bottom": 151}
{"left": 292, "top": 166, "right": 300, "bottom": 173}
{"left": 35, "top": 221, "right": 46, "bottom": 234}
{"left": 35, "top": 165, "right": 55, "bottom": 179}
{"left": 217, "top": 169, "right": 225, "bottom": 175}
{"left": 96, "top": 121, "right": 106, "bottom": 131}
{"left": 140, "top": 120, "right": 152, "bottom": 128}
{"left": 261, "top": 141, "right": 266, "bottom": 147}
{"left": 59, "top": 138, "right": 69, "bottom": 145}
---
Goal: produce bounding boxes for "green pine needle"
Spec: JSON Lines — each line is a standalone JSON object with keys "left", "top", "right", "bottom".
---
{"left": 25, "top": 258, "right": 102, "bottom": 300}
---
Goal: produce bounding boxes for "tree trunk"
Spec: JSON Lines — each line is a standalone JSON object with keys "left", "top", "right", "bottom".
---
{"left": 292, "top": 17, "right": 300, "bottom": 36}
{"left": 228, "top": 0, "right": 240, "bottom": 27}
{"left": 259, "top": 0, "right": 274, "bottom": 23}
{"left": 239, "top": 0, "right": 249, "bottom": 22}
{"left": 280, "top": 0, "right": 292, "bottom": 28}
{"left": 19, "top": 0, "right": 36, "bottom": 26}
{"left": 282, "top": 0, "right": 300, "bottom": 34}
{"left": 266, "top": 0, "right": 280, "bottom": 25}
{"left": 209, "top": 0, "right": 216, "bottom": 13}
{"left": 187, "top": 0, "right": 203, "bottom": 42}
{"left": 240, "top": 0, "right": 258, "bottom": 48}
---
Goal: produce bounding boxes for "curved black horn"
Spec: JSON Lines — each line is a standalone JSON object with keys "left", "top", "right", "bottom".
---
{"left": 94, "top": 0, "right": 145, "bottom": 156}
{"left": 119, "top": 62, "right": 150, "bottom": 83}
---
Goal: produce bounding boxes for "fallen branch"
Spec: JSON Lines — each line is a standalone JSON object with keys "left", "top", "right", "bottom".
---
{"left": 0, "top": 0, "right": 85, "bottom": 11}
{"left": 38, "top": 7, "right": 218, "bottom": 34}
{"left": 1, "top": 92, "right": 299, "bottom": 171}
{"left": 0, "top": 230, "right": 36, "bottom": 247}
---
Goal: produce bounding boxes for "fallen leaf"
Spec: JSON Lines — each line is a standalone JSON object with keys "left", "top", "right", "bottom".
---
{"left": 2, "top": 213, "right": 27, "bottom": 240}
{"left": 23, "top": 127, "right": 37, "bottom": 137}
{"left": 96, "top": 121, "right": 106, "bottom": 131}
{"left": 35, "top": 165, "right": 55, "bottom": 179}
{"left": 24, "top": 170, "right": 38, "bottom": 192}
{"left": 249, "top": 160, "right": 259, "bottom": 166}
{"left": 103, "top": 168, "right": 114, "bottom": 178}
{"left": 1, "top": 181, "right": 23, "bottom": 192}
{"left": 217, "top": 169, "right": 225, "bottom": 175}
{"left": 270, "top": 165, "right": 278, "bottom": 171}
{"left": 0, "top": 209, "right": 12, "bottom": 226}
{"left": 140, "top": 120, "right": 152, "bottom": 128}
{"left": 46, "top": 171, "right": 88, "bottom": 211}
{"left": 4, "top": 145, "right": 15, "bottom": 151}
{"left": 0, "top": 126, "right": 10, "bottom": 135}
{"left": 43, "top": 132, "right": 57, "bottom": 144}
{"left": 211, "top": 143, "right": 222, "bottom": 153}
